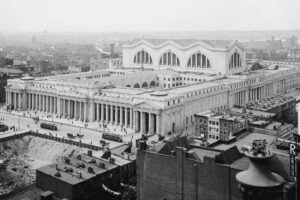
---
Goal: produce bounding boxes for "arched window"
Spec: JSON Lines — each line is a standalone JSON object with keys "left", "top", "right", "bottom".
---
{"left": 149, "top": 81, "right": 156, "bottom": 87}
{"left": 142, "top": 82, "right": 148, "bottom": 88}
{"left": 229, "top": 52, "right": 242, "bottom": 69}
{"left": 133, "top": 50, "right": 153, "bottom": 65}
{"left": 159, "top": 51, "right": 180, "bottom": 66}
{"left": 187, "top": 52, "right": 211, "bottom": 68}
{"left": 133, "top": 83, "right": 140, "bottom": 88}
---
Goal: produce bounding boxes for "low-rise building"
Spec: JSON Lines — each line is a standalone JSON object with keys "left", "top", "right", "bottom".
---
{"left": 195, "top": 110, "right": 247, "bottom": 143}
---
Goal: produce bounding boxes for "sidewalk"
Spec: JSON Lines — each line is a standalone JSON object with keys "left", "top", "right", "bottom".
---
{"left": 0, "top": 109, "right": 141, "bottom": 143}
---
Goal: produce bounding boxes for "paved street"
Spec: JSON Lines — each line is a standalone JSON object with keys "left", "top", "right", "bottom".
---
{"left": 0, "top": 109, "right": 138, "bottom": 149}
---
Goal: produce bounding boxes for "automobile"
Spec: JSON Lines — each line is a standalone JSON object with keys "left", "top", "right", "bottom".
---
{"left": 76, "top": 163, "right": 85, "bottom": 168}
{"left": 87, "top": 159, "right": 96, "bottom": 164}
{"left": 67, "top": 133, "right": 76, "bottom": 139}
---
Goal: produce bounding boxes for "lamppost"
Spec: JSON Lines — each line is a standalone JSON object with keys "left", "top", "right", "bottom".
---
{"left": 236, "top": 139, "right": 285, "bottom": 200}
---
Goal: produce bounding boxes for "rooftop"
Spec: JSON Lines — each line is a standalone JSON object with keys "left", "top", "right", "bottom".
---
{"left": 37, "top": 153, "right": 118, "bottom": 185}
{"left": 124, "top": 38, "right": 237, "bottom": 49}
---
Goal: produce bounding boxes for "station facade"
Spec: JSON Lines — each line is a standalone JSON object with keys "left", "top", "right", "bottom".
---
{"left": 5, "top": 39, "right": 300, "bottom": 136}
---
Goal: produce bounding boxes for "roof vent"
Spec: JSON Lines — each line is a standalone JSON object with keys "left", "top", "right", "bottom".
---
{"left": 87, "top": 167, "right": 95, "bottom": 174}
{"left": 99, "top": 163, "right": 106, "bottom": 169}
{"left": 108, "top": 157, "right": 115, "bottom": 164}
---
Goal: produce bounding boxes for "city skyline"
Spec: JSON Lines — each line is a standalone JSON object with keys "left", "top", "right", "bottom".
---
{"left": 0, "top": 0, "right": 300, "bottom": 32}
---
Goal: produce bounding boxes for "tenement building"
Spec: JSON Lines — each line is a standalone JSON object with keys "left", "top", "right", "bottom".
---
{"left": 5, "top": 39, "right": 300, "bottom": 136}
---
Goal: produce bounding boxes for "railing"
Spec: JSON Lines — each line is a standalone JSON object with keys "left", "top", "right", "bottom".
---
{"left": 0, "top": 183, "right": 35, "bottom": 200}
{"left": 0, "top": 131, "right": 103, "bottom": 151}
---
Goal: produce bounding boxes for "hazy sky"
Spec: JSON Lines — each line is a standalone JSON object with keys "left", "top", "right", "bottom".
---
{"left": 0, "top": 0, "right": 299, "bottom": 32}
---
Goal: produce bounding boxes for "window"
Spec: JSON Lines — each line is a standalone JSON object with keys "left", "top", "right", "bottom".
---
{"left": 159, "top": 51, "right": 180, "bottom": 66}
{"left": 187, "top": 52, "right": 211, "bottom": 68}
{"left": 133, "top": 50, "right": 153, "bottom": 64}
{"left": 229, "top": 52, "right": 242, "bottom": 69}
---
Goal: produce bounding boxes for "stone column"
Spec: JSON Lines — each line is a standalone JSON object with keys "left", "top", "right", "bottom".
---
{"left": 45, "top": 96, "right": 48, "bottom": 113}
{"left": 149, "top": 113, "right": 153, "bottom": 134}
{"left": 101, "top": 104, "right": 104, "bottom": 123}
{"left": 96, "top": 103, "right": 99, "bottom": 122}
{"left": 130, "top": 108, "right": 133, "bottom": 129}
{"left": 28, "top": 93, "right": 31, "bottom": 109}
{"left": 115, "top": 105, "right": 118, "bottom": 125}
{"left": 79, "top": 102, "right": 82, "bottom": 121}
{"left": 84, "top": 102, "right": 87, "bottom": 122}
{"left": 42, "top": 95, "right": 45, "bottom": 112}
{"left": 105, "top": 104, "right": 109, "bottom": 123}
{"left": 110, "top": 105, "right": 114, "bottom": 124}
{"left": 120, "top": 106, "right": 123, "bottom": 126}
{"left": 156, "top": 114, "right": 161, "bottom": 135}
{"left": 18, "top": 93, "right": 22, "bottom": 110}
{"left": 134, "top": 111, "right": 139, "bottom": 133}
{"left": 68, "top": 100, "right": 71, "bottom": 119}
{"left": 140, "top": 112, "right": 145, "bottom": 133}
{"left": 125, "top": 107, "right": 128, "bottom": 128}
{"left": 74, "top": 101, "right": 77, "bottom": 120}
{"left": 50, "top": 97, "right": 53, "bottom": 114}
{"left": 62, "top": 99, "right": 65, "bottom": 117}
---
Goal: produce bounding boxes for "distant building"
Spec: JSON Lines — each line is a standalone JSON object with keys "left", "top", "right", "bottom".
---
{"left": 90, "top": 58, "right": 123, "bottom": 71}
{"left": 194, "top": 110, "right": 247, "bottom": 143}
{"left": 0, "top": 68, "right": 23, "bottom": 103}
{"left": 68, "top": 64, "right": 90, "bottom": 72}
{"left": 110, "top": 43, "right": 115, "bottom": 58}
{"left": 245, "top": 95, "right": 296, "bottom": 124}
{"left": 34, "top": 61, "right": 51, "bottom": 73}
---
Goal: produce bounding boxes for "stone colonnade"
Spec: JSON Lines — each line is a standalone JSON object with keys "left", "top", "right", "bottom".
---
{"left": 6, "top": 91, "right": 161, "bottom": 135}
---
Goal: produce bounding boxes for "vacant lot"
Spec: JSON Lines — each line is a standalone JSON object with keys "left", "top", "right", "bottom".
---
{"left": 0, "top": 136, "right": 86, "bottom": 195}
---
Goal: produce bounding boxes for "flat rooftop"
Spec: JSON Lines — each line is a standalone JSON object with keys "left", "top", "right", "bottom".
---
{"left": 212, "top": 132, "right": 276, "bottom": 151}
{"left": 37, "top": 153, "right": 118, "bottom": 185}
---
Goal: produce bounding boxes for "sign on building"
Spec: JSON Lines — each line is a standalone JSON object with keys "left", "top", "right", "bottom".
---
{"left": 290, "top": 143, "right": 296, "bottom": 177}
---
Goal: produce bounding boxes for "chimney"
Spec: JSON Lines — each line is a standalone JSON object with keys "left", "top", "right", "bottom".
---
{"left": 99, "top": 163, "right": 106, "bottom": 169}
{"left": 87, "top": 167, "right": 95, "bottom": 174}
{"left": 78, "top": 171, "right": 82, "bottom": 179}
{"left": 139, "top": 140, "right": 147, "bottom": 150}
{"left": 109, "top": 157, "right": 115, "bottom": 164}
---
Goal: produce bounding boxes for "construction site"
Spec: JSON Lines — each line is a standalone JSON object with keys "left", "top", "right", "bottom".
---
{"left": 0, "top": 135, "right": 86, "bottom": 195}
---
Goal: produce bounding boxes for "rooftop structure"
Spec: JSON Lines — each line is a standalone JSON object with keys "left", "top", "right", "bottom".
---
{"left": 137, "top": 136, "right": 296, "bottom": 200}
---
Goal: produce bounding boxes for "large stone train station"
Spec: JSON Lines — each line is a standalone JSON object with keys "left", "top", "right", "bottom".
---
{"left": 5, "top": 38, "right": 300, "bottom": 136}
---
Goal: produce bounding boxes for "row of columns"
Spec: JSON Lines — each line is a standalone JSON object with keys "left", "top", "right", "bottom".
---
{"left": 94, "top": 102, "right": 160, "bottom": 134}
{"left": 94, "top": 103, "right": 133, "bottom": 128}
{"left": 27, "top": 93, "right": 88, "bottom": 122}
{"left": 235, "top": 91, "right": 246, "bottom": 105}
{"left": 249, "top": 87, "right": 264, "bottom": 102}
{"left": 6, "top": 91, "right": 22, "bottom": 110}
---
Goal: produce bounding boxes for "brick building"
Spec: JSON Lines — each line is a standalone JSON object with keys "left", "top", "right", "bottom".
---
{"left": 194, "top": 110, "right": 247, "bottom": 143}
{"left": 137, "top": 136, "right": 298, "bottom": 200}
{"left": 36, "top": 153, "right": 121, "bottom": 200}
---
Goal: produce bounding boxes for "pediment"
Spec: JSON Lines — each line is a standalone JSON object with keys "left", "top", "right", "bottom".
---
{"left": 134, "top": 101, "right": 159, "bottom": 110}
